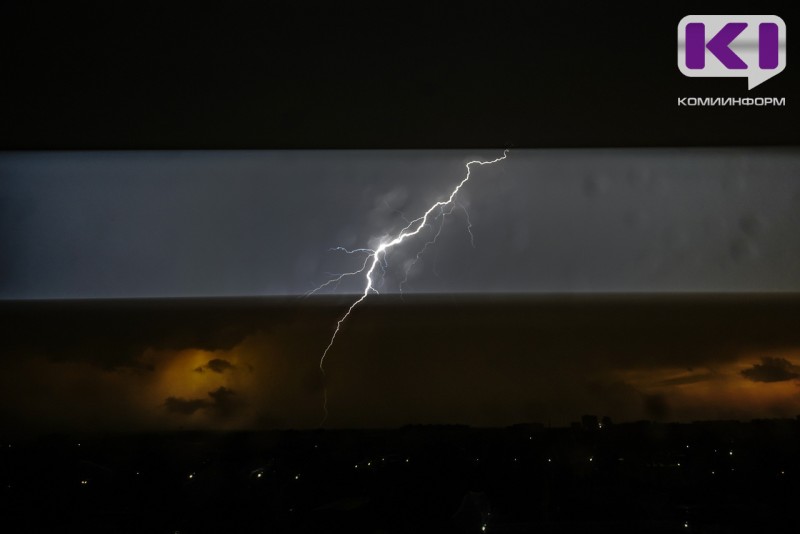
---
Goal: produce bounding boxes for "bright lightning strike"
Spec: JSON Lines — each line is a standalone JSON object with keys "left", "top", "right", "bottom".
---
{"left": 311, "top": 150, "right": 509, "bottom": 424}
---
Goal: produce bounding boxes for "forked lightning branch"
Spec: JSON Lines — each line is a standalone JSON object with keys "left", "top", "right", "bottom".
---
{"left": 308, "top": 150, "right": 510, "bottom": 423}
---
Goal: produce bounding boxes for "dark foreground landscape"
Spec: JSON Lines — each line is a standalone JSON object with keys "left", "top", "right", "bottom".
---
{"left": 2, "top": 421, "right": 800, "bottom": 532}
{"left": 2, "top": 294, "right": 800, "bottom": 532}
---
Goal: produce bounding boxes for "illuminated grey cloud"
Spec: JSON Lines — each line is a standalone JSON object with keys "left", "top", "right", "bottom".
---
{"left": 1, "top": 148, "right": 799, "bottom": 299}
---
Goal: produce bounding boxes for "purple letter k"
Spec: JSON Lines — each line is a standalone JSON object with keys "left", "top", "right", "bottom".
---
{"left": 686, "top": 22, "right": 748, "bottom": 70}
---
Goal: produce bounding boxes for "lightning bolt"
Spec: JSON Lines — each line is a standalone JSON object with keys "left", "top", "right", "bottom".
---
{"left": 310, "top": 150, "right": 509, "bottom": 424}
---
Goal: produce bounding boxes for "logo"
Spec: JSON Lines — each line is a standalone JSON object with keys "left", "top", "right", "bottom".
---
{"left": 678, "top": 15, "right": 786, "bottom": 89}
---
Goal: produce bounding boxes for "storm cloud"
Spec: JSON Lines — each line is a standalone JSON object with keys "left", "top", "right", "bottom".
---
{"left": 2, "top": 295, "right": 800, "bottom": 434}
{"left": 195, "top": 358, "right": 235, "bottom": 374}
{"left": 742, "top": 357, "right": 800, "bottom": 383}
{"left": 165, "top": 396, "right": 209, "bottom": 415}
{"left": 2, "top": 149, "right": 800, "bottom": 299}
{"left": 165, "top": 386, "right": 241, "bottom": 419}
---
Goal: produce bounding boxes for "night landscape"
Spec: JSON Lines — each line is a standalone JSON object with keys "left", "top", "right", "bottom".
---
{"left": 3, "top": 294, "right": 800, "bottom": 532}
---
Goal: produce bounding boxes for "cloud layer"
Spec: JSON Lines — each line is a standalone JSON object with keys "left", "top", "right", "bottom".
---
{"left": 1, "top": 295, "right": 800, "bottom": 434}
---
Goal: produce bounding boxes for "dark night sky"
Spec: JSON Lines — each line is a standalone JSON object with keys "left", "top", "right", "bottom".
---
{"left": 1, "top": 2, "right": 799, "bottom": 149}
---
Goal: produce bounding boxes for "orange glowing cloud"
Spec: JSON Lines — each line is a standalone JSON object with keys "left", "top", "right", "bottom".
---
{"left": 613, "top": 347, "right": 800, "bottom": 421}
